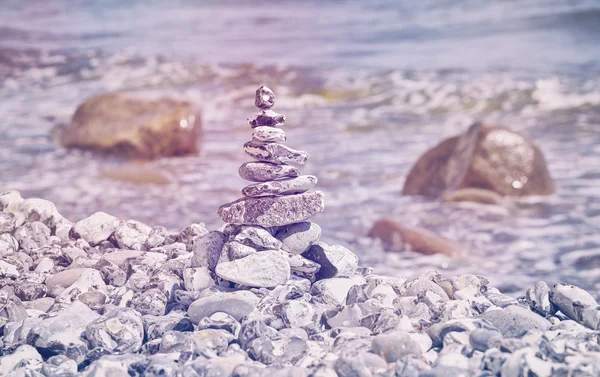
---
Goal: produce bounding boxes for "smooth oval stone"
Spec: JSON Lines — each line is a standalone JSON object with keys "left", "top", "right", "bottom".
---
{"left": 248, "top": 110, "right": 285, "bottom": 128}
{"left": 303, "top": 242, "right": 358, "bottom": 280}
{"left": 242, "top": 175, "right": 317, "bottom": 197}
{"left": 252, "top": 126, "right": 286, "bottom": 143}
{"left": 239, "top": 162, "right": 299, "bottom": 182}
{"left": 244, "top": 141, "right": 308, "bottom": 165}
{"left": 215, "top": 250, "right": 291, "bottom": 288}
{"left": 255, "top": 86, "right": 275, "bottom": 109}
{"left": 218, "top": 191, "right": 325, "bottom": 227}
{"left": 550, "top": 283, "right": 597, "bottom": 321}
{"left": 187, "top": 291, "right": 259, "bottom": 323}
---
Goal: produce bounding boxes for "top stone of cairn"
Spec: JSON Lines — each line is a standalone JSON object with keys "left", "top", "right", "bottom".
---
{"left": 255, "top": 85, "right": 275, "bottom": 109}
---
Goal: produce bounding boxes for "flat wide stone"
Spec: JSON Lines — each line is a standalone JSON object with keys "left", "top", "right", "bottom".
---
{"left": 244, "top": 141, "right": 308, "bottom": 165}
{"left": 218, "top": 191, "right": 325, "bottom": 227}
{"left": 248, "top": 110, "right": 285, "bottom": 128}
{"left": 252, "top": 126, "right": 286, "bottom": 143}
{"left": 242, "top": 175, "right": 317, "bottom": 197}
{"left": 215, "top": 250, "right": 291, "bottom": 288}
{"left": 239, "top": 162, "right": 299, "bottom": 182}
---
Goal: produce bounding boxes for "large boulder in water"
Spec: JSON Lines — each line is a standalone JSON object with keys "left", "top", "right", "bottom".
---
{"left": 403, "top": 122, "right": 555, "bottom": 198}
{"left": 60, "top": 93, "right": 201, "bottom": 159}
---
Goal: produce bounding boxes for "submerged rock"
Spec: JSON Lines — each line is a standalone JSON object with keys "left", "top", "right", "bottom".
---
{"left": 368, "top": 218, "right": 462, "bottom": 256}
{"left": 403, "top": 122, "right": 555, "bottom": 198}
{"left": 60, "top": 92, "right": 201, "bottom": 159}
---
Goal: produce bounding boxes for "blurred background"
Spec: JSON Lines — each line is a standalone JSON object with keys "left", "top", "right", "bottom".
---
{"left": 1, "top": 0, "right": 599, "bottom": 297}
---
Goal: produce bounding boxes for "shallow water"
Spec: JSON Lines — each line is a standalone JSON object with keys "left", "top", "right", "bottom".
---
{"left": 1, "top": 0, "right": 600, "bottom": 298}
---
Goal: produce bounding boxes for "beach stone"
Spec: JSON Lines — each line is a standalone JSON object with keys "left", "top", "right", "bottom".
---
{"left": 14, "top": 221, "right": 50, "bottom": 251}
{"left": 0, "top": 294, "right": 28, "bottom": 322}
{"left": 232, "top": 225, "right": 282, "bottom": 250}
{"left": 244, "top": 141, "right": 308, "bottom": 165}
{"left": 335, "top": 349, "right": 387, "bottom": 377}
{"left": 239, "top": 162, "right": 299, "bottom": 182}
{"left": 188, "top": 290, "right": 259, "bottom": 323}
{"left": 27, "top": 301, "right": 98, "bottom": 363}
{"left": 225, "top": 241, "right": 258, "bottom": 261}
{"left": 248, "top": 109, "right": 285, "bottom": 128}
{"left": 304, "top": 242, "right": 358, "bottom": 280}
{"left": 276, "top": 222, "right": 321, "bottom": 255}
{"left": 42, "top": 355, "right": 78, "bottom": 377}
{"left": 218, "top": 191, "right": 325, "bottom": 227}
{"left": 197, "top": 312, "right": 241, "bottom": 336}
{"left": 131, "top": 288, "right": 167, "bottom": 316}
{"left": 14, "top": 282, "right": 46, "bottom": 301}
{"left": 85, "top": 307, "right": 144, "bottom": 353}
{"left": 252, "top": 126, "right": 286, "bottom": 143}
{"left": 371, "top": 332, "right": 422, "bottom": 362}
{"left": 53, "top": 269, "right": 107, "bottom": 302}
{"left": 113, "top": 220, "right": 151, "bottom": 250}
{"left": 0, "top": 345, "right": 43, "bottom": 377}
{"left": 255, "top": 86, "right": 275, "bottom": 109}
{"left": 71, "top": 212, "right": 119, "bottom": 245}
{"left": 144, "top": 310, "right": 194, "bottom": 340}
{"left": 0, "top": 212, "right": 17, "bottom": 233}
{"left": 403, "top": 122, "right": 555, "bottom": 198}
{"left": 526, "top": 281, "right": 553, "bottom": 316}
{"left": 191, "top": 231, "right": 226, "bottom": 270}
{"left": 580, "top": 306, "right": 600, "bottom": 330}
{"left": 0, "top": 234, "right": 18, "bottom": 256}
{"left": 242, "top": 175, "right": 317, "bottom": 197}
{"left": 469, "top": 328, "right": 503, "bottom": 352}
{"left": 60, "top": 93, "right": 201, "bottom": 159}
{"left": 479, "top": 305, "right": 551, "bottom": 338}
{"left": 0, "top": 260, "right": 19, "bottom": 279}
{"left": 311, "top": 276, "right": 366, "bottom": 306}
{"left": 368, "top": 218, "right": 461, "bottom": 256}
{"left": 248, "top": 334, "right": 307, "bottom": 365}
{"left": 286, "top": 254, "right": 321, "bottom": 281}
{"left": 239, "top": 318, "right": 278, "bottom": 349}
{"left": 46, "top": 268, "right": 90, "bottom": 295}
{"left": 177, "top": 223, "right": 208, "bottom": 248}
{"left": 145, "top": 226, "right": 168, "bottom": 249}
{"left": 216, "top": 250, "right": 290, "bottom": 288}
{"left": 549, "top": 283, "right": 597, "bottom": 321}
{"left": 183, "top": 267, "right": 215, "bottom": 291}
{"left": 15, "top": 198, "right": 63, "bottom": 228}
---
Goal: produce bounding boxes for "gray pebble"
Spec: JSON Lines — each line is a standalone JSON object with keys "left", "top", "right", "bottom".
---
{"left": 479, "top": 305, "right": 551, "bottom": 338}
{"left": 191, "top": 231, "right": 226, "bottom": 270}
{"left": 188, "top": 290, "right": 259, "bottom": 323}
{"left": 244, "top": 141, "right": 308, "bottom": 165}
{"left": 216, "top": 250, "right": 290, "bottom": 288}
{"left": 71, "top": 212, "right": 119, "bottom": 246}
{"left": 242, "top": 175, "right": 317, "bottom": 197}
{"left": 248, "top": 109, "right": 285, "bottom": 128}
{"left": 239, "top": 162, "right": 299, "bottom": 182}
{"left": 303, "top": 242, "right": 358, "bottom": 280}
{"left": 86, "top": 307, "right": 144, "bottom": 353}
{"left": 255, "top": 85, "right": 275, "bottom": 109}
{"left": 14, "top": 221, "right": 50, "bottom": 251}
{"left": 549, "top": 283, "right": 598, "bottom": 322}
{"left": 526, "top": 281, "right": 553, "bottom": 316}
{"left": 252, "top": 126, "right": 286, "bottom": 143}
{"left": 232, "top": 225, "right": 282, "bottom": 250}
{"left": 276, "top": 222, "right": 321, "bottom": 255}
{"left": 371, "top": 331, "right": 423, "bottom": 362}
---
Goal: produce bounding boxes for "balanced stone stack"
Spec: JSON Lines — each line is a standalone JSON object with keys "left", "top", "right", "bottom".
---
{"left": 213, "top": 86, "right": 344, "bottom": 288}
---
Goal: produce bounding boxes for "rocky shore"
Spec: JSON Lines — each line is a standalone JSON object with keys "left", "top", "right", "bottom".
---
{"left": 1, "top": 191, "right": 599, "bottom": 377}
{"left": 0, "top": 87, "right": 598, "bottom": 377}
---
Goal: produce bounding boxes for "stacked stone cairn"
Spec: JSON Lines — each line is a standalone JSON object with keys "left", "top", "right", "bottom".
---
{"left": 0, "top": 89, "right": 599, "bottom": 376}
{"left": 214, "top": 86, "right": 339, "bottom": 288}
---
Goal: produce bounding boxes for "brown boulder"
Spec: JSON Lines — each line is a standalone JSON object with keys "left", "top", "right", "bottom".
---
{"left": 403, "top": 122, "right": 554, "bottom": 198}
{"left": 367, "top": 218, "right": 462, "bottom": 256}
{"left": 60, "top": 93, "right": 201, "bottom": 159}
